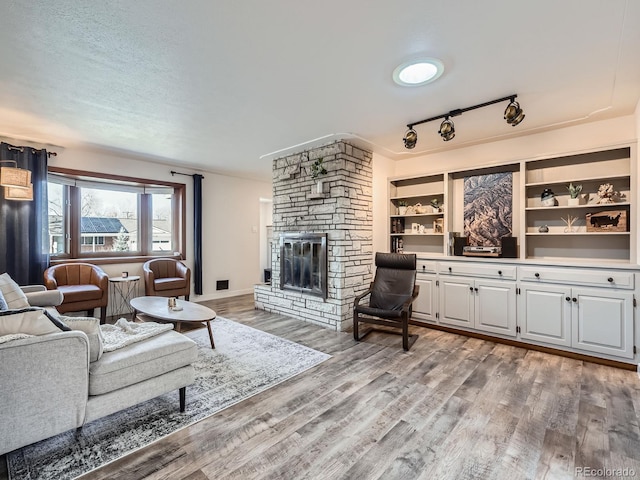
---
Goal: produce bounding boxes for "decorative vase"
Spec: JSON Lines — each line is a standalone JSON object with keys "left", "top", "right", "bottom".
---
{"left": 541, "top": 188, "right": 555, "bottom": 207}
{"left": 398, "top": 206, "right": 407, "bottom": 215}
{"left": 538, "top": 225, "right": 549, "bottom": 233}
{"left": 315, "top": 179, "right": 324, "bottom": 194}
{"left": 567, "top": 197, "right": 580, "bottom": 206}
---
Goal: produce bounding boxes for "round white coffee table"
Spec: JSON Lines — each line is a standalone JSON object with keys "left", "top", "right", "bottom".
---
{"left": 130, "top": 296, "right": 217, "bottom": 348}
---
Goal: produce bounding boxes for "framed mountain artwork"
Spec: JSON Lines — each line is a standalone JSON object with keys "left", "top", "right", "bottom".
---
{"left": 464, "top": 172, "right": 513, "bottom": 246}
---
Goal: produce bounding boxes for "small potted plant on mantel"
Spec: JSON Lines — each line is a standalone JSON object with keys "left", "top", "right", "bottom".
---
{"left": 311, "top": 158, "right": 328, "bottom": 194}
{"left": 567, "top": 182, "right": 583, "bottom": 206}
{"left": 397, "top": 200, "right": 408, "bottom": 215}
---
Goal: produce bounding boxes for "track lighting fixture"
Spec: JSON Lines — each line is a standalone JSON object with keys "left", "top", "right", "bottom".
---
{"left": 403, "top": 128, "right": 418, "bottom": 149}
{"left": 438, "top": 117, "right": 455, "bottom": 141}
{"left": 504, "top": 97, "right": 525, "bottom": 126}
{"left": 402, "top": 94, "right": 524, "bottom": 148}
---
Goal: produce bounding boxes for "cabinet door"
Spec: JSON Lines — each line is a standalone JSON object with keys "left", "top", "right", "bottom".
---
{"left": 475, "top": 280, "right": 517, "bottom": 337}
{"left": 572, "top": 288, "right": 634, "bottom": 359}
{"left": 413, "top": 274, "right": 438, "bottom": 323}
{"left": 439, "top": 277, "right": 474, "bottom": 328}
{"left": 519, "top": 284, "right": 571, "bottom": 347}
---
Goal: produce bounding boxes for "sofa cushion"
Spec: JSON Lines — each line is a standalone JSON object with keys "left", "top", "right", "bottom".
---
{"left": 0, "top": 308, "right": 71, "bottom": 336}
{"left": 88, "top": 330, "right": 197, "bottom": 396}
{"left": 154, "top": 277, "right": 187, "bottom": 291}
{"left": 58, "top": 284, "right": 103, "bottom": 303}
{"left": 0, "top": 273, "right": 30, "bottom": 309}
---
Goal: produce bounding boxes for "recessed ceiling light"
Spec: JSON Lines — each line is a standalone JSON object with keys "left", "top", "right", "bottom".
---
{"left": 393, "top": 58, "right": 444, "bottom": 87}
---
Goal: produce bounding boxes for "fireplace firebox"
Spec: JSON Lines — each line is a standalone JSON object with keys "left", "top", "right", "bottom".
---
{"left": 280, "top": 233, "right": 327, "bottom": 299}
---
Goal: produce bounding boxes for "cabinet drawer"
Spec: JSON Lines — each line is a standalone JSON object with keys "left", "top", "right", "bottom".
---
{"left": 416, "top": 259, "right": 437, "bottom": 274}
{"left": 438, "top": 262, "right": 516, "bottom": 280}
{"left": 519, "top": 266, "right": 634, "bottom": 289}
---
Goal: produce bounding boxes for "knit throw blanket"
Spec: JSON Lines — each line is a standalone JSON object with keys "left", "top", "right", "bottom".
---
{"left": 101, "top": 318, "right": 174, "bottom": 352}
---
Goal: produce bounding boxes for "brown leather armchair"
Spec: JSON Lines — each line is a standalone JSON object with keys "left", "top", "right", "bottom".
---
{"left": 44, "top": 263, "right": 109, "bottom": 324}
{"left": 143, "top": 258, "right": 191, "bottom": 300}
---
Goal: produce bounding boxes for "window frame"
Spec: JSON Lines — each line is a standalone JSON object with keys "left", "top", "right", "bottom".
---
{"left": 48, "top": 167, "right": 187, "bottom": 265}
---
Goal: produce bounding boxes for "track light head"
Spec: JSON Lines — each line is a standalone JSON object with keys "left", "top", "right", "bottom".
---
{"left": 438, "top": 118, "right": 455, "bottom": 141}
{"left": 504, "top": 99, "right": 525, "bottom": 126}
{"left": 403, "top": 128, "right": 418, "bottom": 149}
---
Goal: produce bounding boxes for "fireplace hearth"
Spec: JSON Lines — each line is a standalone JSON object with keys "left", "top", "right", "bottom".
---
{"left": 280, "top": 232, "right": 327, "bottom": 299}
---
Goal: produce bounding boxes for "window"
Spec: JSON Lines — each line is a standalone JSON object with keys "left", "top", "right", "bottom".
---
{"left": 81, "top": 236, "right": 105, "bottom": 246}
{"left": 47, "top": 168, "right": 186, "bottom": 262}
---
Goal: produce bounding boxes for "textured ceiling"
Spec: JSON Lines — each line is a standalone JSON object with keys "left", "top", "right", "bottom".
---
{"left": 0, "top": 1, "right": 639, "bottom": 180}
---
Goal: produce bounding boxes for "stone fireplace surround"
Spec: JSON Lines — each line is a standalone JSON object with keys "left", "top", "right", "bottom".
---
{"left": 254, "top": 141, "right": 373, "bottom": 332}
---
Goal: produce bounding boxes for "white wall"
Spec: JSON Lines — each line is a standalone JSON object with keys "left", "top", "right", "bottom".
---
{"left": 372, "top": 152, "right": 395, "bottom": 255}
{"left": 49, "top": 145, "right": 271, "bottom": 300}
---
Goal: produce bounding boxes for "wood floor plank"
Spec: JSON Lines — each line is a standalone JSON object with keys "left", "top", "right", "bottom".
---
{"left": 534, "top": 429, "right": 575, "bottom": 480}
{"left": 4, "top": 293, "right": 640, "bottom": 480}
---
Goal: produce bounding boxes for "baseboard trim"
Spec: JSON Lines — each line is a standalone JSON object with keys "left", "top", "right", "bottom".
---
{"left": 411, "top": 320, "right": 636, "bottom": 371}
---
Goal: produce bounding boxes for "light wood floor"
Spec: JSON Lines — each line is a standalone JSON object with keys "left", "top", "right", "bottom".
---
{"left": 3, "top": 294, "right": 640, "bottom": 480}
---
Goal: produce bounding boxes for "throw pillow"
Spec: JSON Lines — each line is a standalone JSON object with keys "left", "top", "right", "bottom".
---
{"left": 0, "top": 289, "right": 8, "bottom": 311}
{"left": 0, "top": 273, "right": 30, "bottom": 309}
{"left": 0, "top": 308, "right": 71, "bottom": 336}
{"left": 58, "top": 315, "right": 104, "bottom": 362}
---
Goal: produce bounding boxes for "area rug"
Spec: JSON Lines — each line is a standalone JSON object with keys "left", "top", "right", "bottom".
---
{"left": 7, "top": 317, "right": 331, "bottom": 480}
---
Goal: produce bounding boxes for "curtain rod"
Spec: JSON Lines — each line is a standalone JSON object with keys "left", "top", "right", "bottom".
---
{"left": 4, "top": 143, "right": 57, "bottom": 157}
{"left": 170, "top": 170, "right": 204, "bottom": 178}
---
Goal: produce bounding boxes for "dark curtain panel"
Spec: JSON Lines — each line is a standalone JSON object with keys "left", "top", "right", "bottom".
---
{"left": 0, "top": 143, "right": 49, "bottom": 285}
{"left": 193, "top": 174, "right": 203, "bottom": 295}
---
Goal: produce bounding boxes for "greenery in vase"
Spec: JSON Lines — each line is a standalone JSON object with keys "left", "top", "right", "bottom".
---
{"left": 566, "top": 183, "right": 582, "bottom": 199}
{"left": 310, "top": 158, "right": 328, "bottom": 180}
{"left": 398, "top": 200, "right": 408, "bottom": 207}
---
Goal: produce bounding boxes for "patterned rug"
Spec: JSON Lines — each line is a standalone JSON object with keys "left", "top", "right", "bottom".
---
{"left": 7, "top": 317, "right": 331, "bottom": 480}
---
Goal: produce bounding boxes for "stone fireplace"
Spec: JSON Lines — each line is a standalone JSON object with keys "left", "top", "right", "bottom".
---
{"left": 254, "top": 141, "right": 373, "bottom": 332}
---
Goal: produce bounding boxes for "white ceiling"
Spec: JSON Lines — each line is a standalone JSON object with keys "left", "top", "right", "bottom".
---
{"left": 0, "top": 1, "right": 639, "bottom": 181}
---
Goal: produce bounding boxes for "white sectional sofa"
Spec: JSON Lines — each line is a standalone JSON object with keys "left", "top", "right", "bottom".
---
{"left": 0, "top": 282, "right": 198, "bottom": 456}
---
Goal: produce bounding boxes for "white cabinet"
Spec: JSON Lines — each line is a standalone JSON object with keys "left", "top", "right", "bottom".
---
{"left": 519, "top": 284, "right": 572, "bottom": 347}
{"left": 519, "top": 281, "right": 634, "bottom": 359}
{"left": 439, "top": 276, "right": 517, "bottom": 337}
{"left": 475, "top": 280, "right": 517, "bottom": 336}
{"left": 572, "top": 288, "right": 634, "bottom": 359}
{"left": 413, "top": 274, "right": 438, "bottom": 323}
{"left": 439, "top": 276, "right": 474, "bottom": 328}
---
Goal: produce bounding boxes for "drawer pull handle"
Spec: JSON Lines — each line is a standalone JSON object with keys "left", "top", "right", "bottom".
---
{"left": 565, "top": 296, "right": 571, "bottom": 302}
{"left": 449, "top": 267, "right": 452, "bottom": 273}
{"left": 534, "top": 273, "right": 540, "bottom": 278}
{"left": 572, "top": 297, "right": 577, "bottom": 303}
{"left": 469, "top": 287, "right": 474, "bottom": 292}
{"left": 607, "top": 277, "right": 614, "bottom": 283}
{"left": 498, "top": 270, "right": 502, "bottom": 275}
{"left": 422, "top": 265, "right": 426, "bottom": 271}
{"left": 474, "top": 287, "right": 478, "bottom": 292}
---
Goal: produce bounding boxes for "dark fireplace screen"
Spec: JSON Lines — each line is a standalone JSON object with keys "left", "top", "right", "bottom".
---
{"left": 280, "top": 233, "right": 327, "bottom": 299}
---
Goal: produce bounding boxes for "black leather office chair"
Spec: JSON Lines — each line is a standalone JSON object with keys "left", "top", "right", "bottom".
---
{"left": 353, "top": 252, "right": 420, "bottom": 351}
